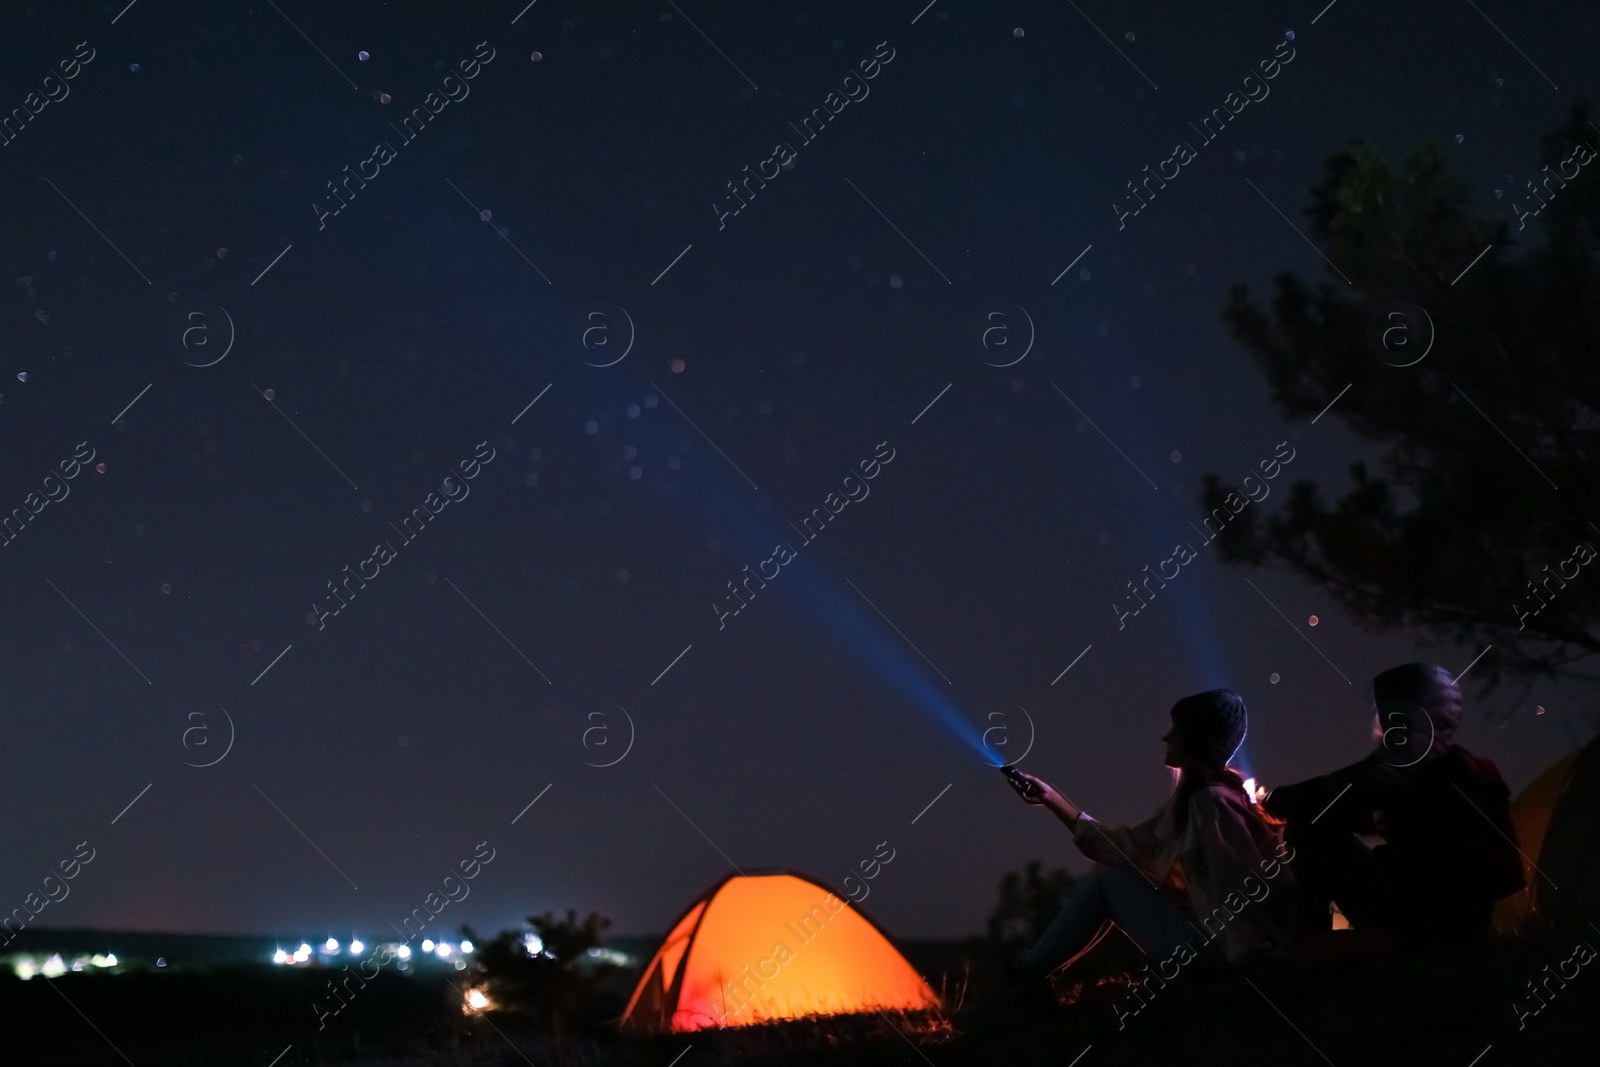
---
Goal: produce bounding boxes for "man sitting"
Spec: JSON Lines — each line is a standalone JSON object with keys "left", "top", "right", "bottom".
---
{"left": 1264, "top": 663, "right": 1525, "bottom": 941}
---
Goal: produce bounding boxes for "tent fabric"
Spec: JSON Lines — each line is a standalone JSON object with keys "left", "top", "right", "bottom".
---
{"left": 620, "top": 871, "right": 939, "bottom": 1032}
{"left": 1494, "top": 733, "right": 1600, "bottom": 932}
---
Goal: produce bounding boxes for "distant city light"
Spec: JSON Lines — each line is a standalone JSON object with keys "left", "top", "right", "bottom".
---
{"left": 273, "top": 949, "right": 289, "bottom": 964}
{"left": 437, "top": 943, "right": 452, "bottom": 957}
{"left": 460, "top": 940, "right": 474, "bottom": 954}
{"left": 325, "top": 938, "right": 339, "bottom": 952}
{"left": 421, "top": 939, "right": 435, "bottom": 952}
{"left": 396, "top": 945, "right": 412, "bottom": 960}
{"left": 349, "top": 939, "right": 365, "bottom": 954}
{"left": 465, "top": 988, "right": 491, "bottom": 1013}
{"left": 523, "top": 933, "right": 543, "bottom": 957}
{"left": 10, "top": 952, "right": 123, "bottom": 979}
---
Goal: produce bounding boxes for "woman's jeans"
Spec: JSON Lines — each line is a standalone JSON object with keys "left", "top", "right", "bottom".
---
{"left": 1019, "top": 865, "right": 1226, "bottom": 977}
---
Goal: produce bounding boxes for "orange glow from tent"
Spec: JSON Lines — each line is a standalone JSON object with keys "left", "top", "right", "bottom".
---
{"left": 654, "top": 900, "right": 705, "bottom": 990}
{"left": 621, "top": 873, "right": 939, "bottom": 1032}
{"left": 1494, "top": 748, "right": 1581, "bottom": 932}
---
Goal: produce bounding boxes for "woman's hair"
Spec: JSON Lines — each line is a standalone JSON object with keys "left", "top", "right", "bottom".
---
{"left": 1165, "top": 690, "right": 1274, "bottom": 833}
{"left": 1171, "top": 765, "right": 1261, "bottom": 834}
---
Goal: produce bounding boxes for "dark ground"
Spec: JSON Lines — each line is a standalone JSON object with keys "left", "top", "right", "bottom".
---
{"left": 7, "top": 930, "right": 1596, "bottom": 1065}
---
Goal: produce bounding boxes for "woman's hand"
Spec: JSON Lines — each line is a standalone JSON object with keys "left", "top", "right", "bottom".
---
{"left": 1006, "top": 769, "right": 1053, "bottom": 805}
{"left": 1006, "top": 770, "right": 1083, "bottom": 828}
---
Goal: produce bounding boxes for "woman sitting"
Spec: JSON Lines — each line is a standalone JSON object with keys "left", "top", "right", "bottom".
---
{"left": 983, "top": 689, "right": 1292, "bottom": 1018}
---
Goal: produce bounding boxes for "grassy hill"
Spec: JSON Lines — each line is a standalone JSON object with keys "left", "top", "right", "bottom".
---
{"left": 5, "top": 927, "right": 1594, "bottom": 1064}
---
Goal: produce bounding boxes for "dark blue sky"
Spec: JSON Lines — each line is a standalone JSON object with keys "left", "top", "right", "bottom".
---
{"left": 1, "top": 0, "right": 1594, "bottom": 942}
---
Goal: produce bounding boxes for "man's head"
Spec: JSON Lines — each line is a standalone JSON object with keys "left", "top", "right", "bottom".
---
{"left": 1371, "top": 662, "right": 1464, "bottom": 758}
{"left": 1166, "top": 689, "right": 1249, "bottom": 771}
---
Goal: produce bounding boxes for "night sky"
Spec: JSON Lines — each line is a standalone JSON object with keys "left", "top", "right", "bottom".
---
{"left": 2, "top": 0, "right": 1595, "bottom": 944}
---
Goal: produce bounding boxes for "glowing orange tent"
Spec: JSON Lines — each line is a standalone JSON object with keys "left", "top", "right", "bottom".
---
{"left": 1495, "top": 732, "right": 1600, "bottom": 932}
{"left": 620, "top": 871, "right": 940, "bottom": 1032}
